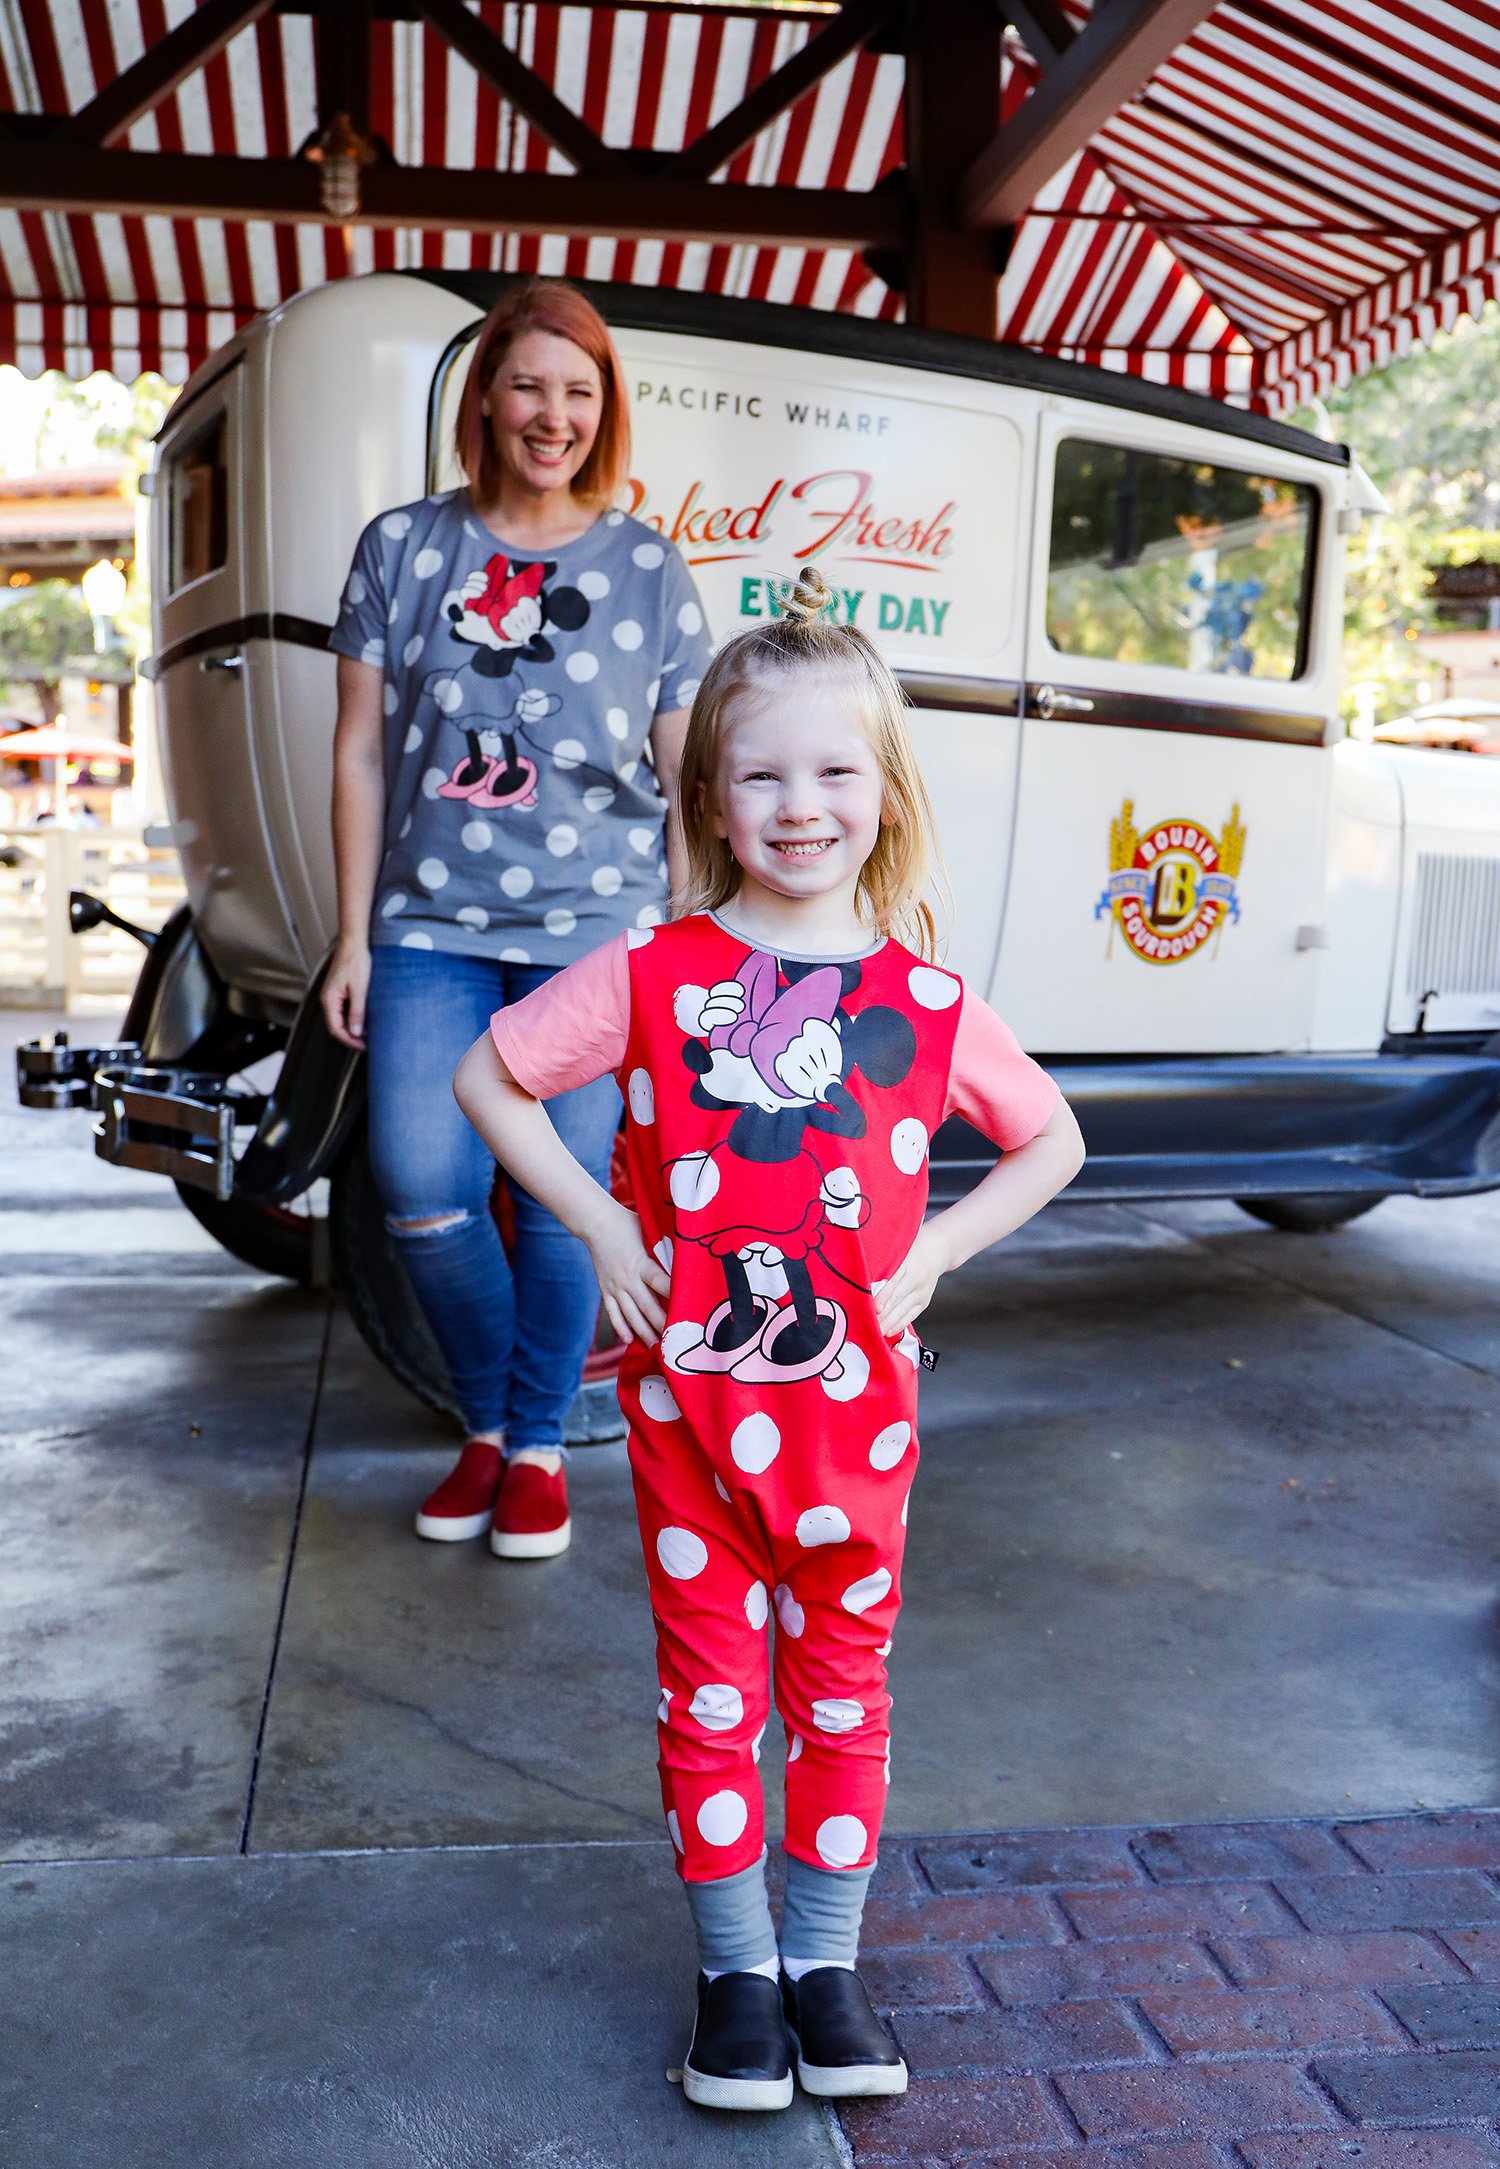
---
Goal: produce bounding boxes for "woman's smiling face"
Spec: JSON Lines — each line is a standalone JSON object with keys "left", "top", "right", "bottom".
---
{"left": 711, "top": 677, "right": 888, "bottom": 906}
{"left": 483, "top": 328, "right": 603, "bottom": 497}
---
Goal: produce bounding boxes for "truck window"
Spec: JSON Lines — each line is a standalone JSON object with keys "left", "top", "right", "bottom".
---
{"left": 165, "top": 415, "right": 228, "bottom": 593}
{"left": 1045, "top": 439, "right": 1316, "bottom": 680}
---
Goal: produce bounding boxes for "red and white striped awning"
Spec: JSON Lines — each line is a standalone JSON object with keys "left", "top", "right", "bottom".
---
{"left": 2, "top": 0, "right": 1498, "bottom": 415}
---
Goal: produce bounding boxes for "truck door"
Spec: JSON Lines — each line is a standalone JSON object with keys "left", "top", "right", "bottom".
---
{"left": 152, "top": 359, "right": 304, "bottom": 999}
{"left": 993, "top": 405, "right": 1341, "bottom": 1054}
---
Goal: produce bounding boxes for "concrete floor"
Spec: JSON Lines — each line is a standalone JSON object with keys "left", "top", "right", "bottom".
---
{"left": 5, "top": 1010, "right": 1500, "bottom": 2161}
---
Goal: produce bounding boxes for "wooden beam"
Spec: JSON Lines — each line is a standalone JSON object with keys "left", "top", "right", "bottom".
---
{"left": 666, "top": 0, "right": 891, "bottom": 180}
{"left": 963, "top": 0, "right": 1220, "bottom": 228}
{"left": 52, "top": 0, "right": 278, "bottom": 148}
{"left": 1003, "top": 0, "right": 1076, "bottom": 70}
{"left": 315, "top": 0, "right": 371, "bottom": 131}
{"left": 903, "top": 0, "right": 1004, "bottom": 336}
{"left": 419, "top": 0, "right": 628, "bottom": 175}
{"left": 0, "top": 140, "right": 905, "bottom": 249}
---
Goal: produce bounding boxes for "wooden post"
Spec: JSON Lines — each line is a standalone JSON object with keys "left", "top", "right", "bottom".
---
{"left": 902, "top": 0, "right": 1005, "bottom": 338}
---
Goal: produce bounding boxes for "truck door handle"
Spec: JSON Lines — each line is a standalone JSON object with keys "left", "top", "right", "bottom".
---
{"left": 1033, "top": 684, "right": 1094, "bottom": 718}
{"left": 200, "top": 652, "right": 244, "bottom": 675}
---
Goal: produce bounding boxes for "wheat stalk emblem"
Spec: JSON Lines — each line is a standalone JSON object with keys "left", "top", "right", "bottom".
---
{"left": 1105, "top": 798, "right": 1137, "bottom": 957}
{"left": 1219, "top": 801, "right": 1246, "bottom": 879}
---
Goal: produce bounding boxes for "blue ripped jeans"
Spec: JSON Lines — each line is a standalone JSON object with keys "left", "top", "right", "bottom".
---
{"left": 365, "top": 945, "right": 621, "bottom": 1446}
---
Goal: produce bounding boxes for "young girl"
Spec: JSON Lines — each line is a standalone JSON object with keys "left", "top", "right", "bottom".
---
{"left": 454, "top": 567, "right": 1085, "bottom": 2112}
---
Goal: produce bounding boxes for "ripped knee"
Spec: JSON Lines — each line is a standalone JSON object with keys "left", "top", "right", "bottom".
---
{"left": 386, "top": 1209, "right": 473, "bottom": 1239}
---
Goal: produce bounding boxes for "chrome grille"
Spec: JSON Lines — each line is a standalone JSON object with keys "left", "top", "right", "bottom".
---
{"left": 1407, "top": 851, "right": 1500, "bottom": 996}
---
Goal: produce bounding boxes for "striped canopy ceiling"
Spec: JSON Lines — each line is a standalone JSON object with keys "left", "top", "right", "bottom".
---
{"left": 2, "top": 0, "right": 1498, "bottom": 413}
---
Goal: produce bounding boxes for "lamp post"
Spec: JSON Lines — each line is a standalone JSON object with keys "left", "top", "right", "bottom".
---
{"left": 80, "top": 557, "right": 127, "bottom": 654}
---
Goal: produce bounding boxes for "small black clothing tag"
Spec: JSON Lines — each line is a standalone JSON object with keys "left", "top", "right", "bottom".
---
{"left": 919, "top": 1346, "right": 939, "bottom": 1371}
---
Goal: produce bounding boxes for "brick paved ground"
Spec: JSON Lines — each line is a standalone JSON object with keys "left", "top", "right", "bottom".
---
{"left": 838, "top": 1812, "right": 1500, "bottom": 2167}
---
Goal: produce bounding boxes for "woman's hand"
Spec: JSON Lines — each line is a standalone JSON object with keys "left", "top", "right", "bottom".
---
{"left": 875, "top": 1219, "right": 955, "bottom": 1338}
{"left": 322, "top": 939, "right": 372, "bottom": 1050}
{"left": 587, "top": 1196, "right": 671, "bottom": 1347}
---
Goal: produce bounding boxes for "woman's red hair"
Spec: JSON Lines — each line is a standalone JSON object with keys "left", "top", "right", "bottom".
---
{"left": 453, "top": 278, "right": 630, "bottom": 509}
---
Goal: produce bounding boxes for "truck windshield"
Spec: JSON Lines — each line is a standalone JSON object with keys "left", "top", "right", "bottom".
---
{"left": 1046, "top": 439, "right": 1316, "bottom": 680}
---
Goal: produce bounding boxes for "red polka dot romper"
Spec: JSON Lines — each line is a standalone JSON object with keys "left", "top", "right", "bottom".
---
{"left": 491, "top": 911, "right": 1059, "bottom": 1884}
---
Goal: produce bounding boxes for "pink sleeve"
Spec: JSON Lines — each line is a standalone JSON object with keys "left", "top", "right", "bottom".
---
{"left": 943, "top": 985, "right": 1060, "bottom": 1150}
{"left": 490, "top": 933, "right": 631, "bottom": 1098}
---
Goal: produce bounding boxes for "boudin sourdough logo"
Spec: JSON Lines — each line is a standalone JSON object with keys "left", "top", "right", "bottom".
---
{"left": 1096, "top": 800, "right": 1246, "bottom": 964}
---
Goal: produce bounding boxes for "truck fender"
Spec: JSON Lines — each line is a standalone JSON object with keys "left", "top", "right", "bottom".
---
{"left": 234, "top": 950, "right": 366, "bottom": 1206}
{"left": 121, "top": 903, "right": 226, "bottom": 1063}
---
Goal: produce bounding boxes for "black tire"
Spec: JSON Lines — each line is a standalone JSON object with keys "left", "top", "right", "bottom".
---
{"left": 1234, "top": 1193, "right": 1385, "bottom": 1233}
{"left": 175, "top": 1181, "right": 324, "bottom": 1283}
{"left": 328, "top": 1121, "right": 625, "bottom": 1441}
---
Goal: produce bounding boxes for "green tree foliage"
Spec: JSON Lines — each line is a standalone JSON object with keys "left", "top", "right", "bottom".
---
{"left": 0, "top": 581, "right": 116, "bottom": 715}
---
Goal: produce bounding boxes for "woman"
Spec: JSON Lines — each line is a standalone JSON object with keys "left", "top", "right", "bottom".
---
{"left": 323, "top": 277, "right": 712, "bottom": 1560}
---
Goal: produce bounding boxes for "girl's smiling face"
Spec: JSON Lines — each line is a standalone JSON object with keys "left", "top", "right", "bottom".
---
{"left": 711, "top": 679, "right": 888, "bottom": 909}
{"left": 482, "top": 328, "right": 603, "bottom": 497}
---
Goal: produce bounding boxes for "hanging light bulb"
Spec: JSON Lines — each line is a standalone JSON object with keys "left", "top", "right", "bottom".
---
{"left": 306, "top": 112, "right": 376, "bottom": 221}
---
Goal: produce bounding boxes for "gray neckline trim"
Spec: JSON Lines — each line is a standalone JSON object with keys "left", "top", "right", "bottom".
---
{"left": 707, "top": 908, "right": 886, "bottom": 963}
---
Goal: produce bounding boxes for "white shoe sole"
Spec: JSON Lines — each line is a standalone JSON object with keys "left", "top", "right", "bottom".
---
{"left": 682, "top": 2064, "right": 793, "bottom": 2112}
{"left": 489, "top": 1517, "right": 571, "bottom": 1559}
{"left": 414, "top": 1508, "right": 493, "bottom": 1542}
{"left": 796, "top": 2055, "right": 908, "bottom": 2099}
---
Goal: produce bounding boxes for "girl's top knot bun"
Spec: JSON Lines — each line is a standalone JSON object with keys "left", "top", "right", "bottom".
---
{"left": 778, "top": 565, "right": 837, "bottom": 626}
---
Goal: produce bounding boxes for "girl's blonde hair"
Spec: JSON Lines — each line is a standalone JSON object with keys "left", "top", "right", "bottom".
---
{"left": 678, "top": 566, "right": 948, "bottom": 959}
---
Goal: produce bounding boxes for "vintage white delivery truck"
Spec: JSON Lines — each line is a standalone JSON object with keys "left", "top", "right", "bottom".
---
{"left": 20, "top": 273, "right": 1500, "bottom": 1426}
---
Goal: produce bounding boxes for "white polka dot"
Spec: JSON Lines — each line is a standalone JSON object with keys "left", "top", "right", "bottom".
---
{"left": 632, "top": 541, "right": 665, "bottom": 569}
{"left": 627, "top": 926, "right": 655, "bottom": 949}
{"left": 669, "top": 1152, "right": 720, "bottom": 1212}
{"left": 619, "top": 760, "right": 639, "bottom": 784}
{"left": 657, "top": 1686, "right": 673, "bottom": 1723}
{"left": 546, "top": 824, "right": 578, "bottom": 856}
{"left": 606, "top": 706, "right": 630, "bottom": 740}
{"left": 380, "top": 891, "right": 407, "bottom": 918}
{"left": 421, "top": 766, "right": 447, "bottom": 800}
{"left": 689, "top": 1683, "right": 743, "bottom": 1733}
{"left": 812, "top": 1698, "right": 865, "bottom": 1735}
{"left": 815, "top": 1814, "right": 869, "bottom": 1868}
{"left": 901, "top": 1490, "right": 910, "bottom": 1527}
{"left": 884, "top": 1751, "right": 892, "bottom": 1786}
{"left": 909, "top": 965, "right": 961, "bottom": 1010}
{"left": 696, "top": 1791, "right": 748, "bottom": 1848}
{"left": 544, "top": 907, "right": 577, "bottom": 938}
{"left": 383, "top": 683, "right": 399, "bottom": 716}
{"left": 713, "top": 1472, "right": 731, "bottom": 1503}
{"left": 564, "top": 650, "right": 599, "bottom": 682}
{"left": 456, "top": 905, "right": 489, "bottom": 930}
{"left": 637, "top": 904, "right": 663, "bottom": 929}
{"left": 876, "top": 1639, "right": 892, "bottom": 1658}
{"left": 499, "top": 864, "right": 534, "bottom": 898}
{"left": 657, "top": 1526, "right": 708, "bottom": 1580}
{"left": 403, "top": 634, "right": 424, "bottom": 668}
{"left": 797, "top": 1505, "right": 851, "bottom": 1548}
{"left": 403, "top": 722, "right": 423, "bottom": 754}
{"left": 774, "top": 1584, "right": 805, "bottom": 1638}
{"left": 413, "top": 546, "right": 443, "bottom": 580}
{"left": 638, "top": 1374, "right": 680, "bottom": 1423}
{"left": 461, "top": 820, "right": 492, "bottom": 853}
{"left": 787, "top": 1734, "right": 804, "bottom": 1764}
{"left": 841, "top": 1568, "right": 892, "bottom": 1616}
{"left": 896, "top": 1328, "right": 921, "bottom": 1370}
{"left": 500, "top": 947, "right": 532, "bottom": 963}
{"left": 417, "top": 857, "right": 449, "bottom": 891}
{"left": 891, "top": 1119, "right": 929, "bottom": 1174}
{"left": 678, "top": 601, "right": 703, "bottom": 635}
{"left": 388, "top": 595, "right": 400, "bottom": 625}
{"left": 346, "top": 569, "right": 367, "bottom": 606}
{"left": 592, "top": 864, "right": 624, "bottom": 896}
{"left": 628, "top": 826, "right": 656, "bottom": 855}
{"left": 398, "top": 814, "right": 412, "bottom": 840}
{"left": 627, "top": 1068, "right": 655, "bottom": 1124}
{"left": 646, "top": 679, "right": 661, "bottom": 710}
{"left": 553, "top": 738, "right": 587, "bottom": 769}
{"left": 870, "top": 1421, "right": 911, "bottom": 1471}
{"left": 745, "top": 1582, "right": 769, "bottom": 1631}
{"left": 730, "top": 1413, "right": 780, "bottom": 1475}
{"left": 676, "top": 678, "right": 701, "bottom": 704}
{"left": 583, "top": 785, "right": 616, "bottom": 813}
{"left": 433, "top": 677, "right": 463, "bottom": 713}
{"left": 399, "top": 931, "right": 434, "bottom": 950}
{"left": 380, "top": 511, "right": 412, "bottom": 540}
{"left": 612, "top": 618, "right": 644, "bottom": 651}
{"left": 752, "top": 1725, "right": 765, "bottom": 1765}
{"left": 822, "top": 1341, "right": 870, "bottom": 1403}
{"left": 361, "top": 640, "right": 384, "bottom": 669}
{"left": 661, "top": 1320, "right": 701, "bottom": 1372}
{"left": 577, "top": 568, "right": 611, "bottom": 600}
{"left": 653, "top": 1236, "right": 674, "bottom": 1273}
{"left": 666, "top": 1808, "right": 684, "bottom": 1852}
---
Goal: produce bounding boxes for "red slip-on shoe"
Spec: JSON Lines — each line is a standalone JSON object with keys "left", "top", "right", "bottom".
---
{"left": 490, "top": 1457, "right": 571, "bottom": 1560}
{"left": 413, "top": 1440, "right": 503, "bottom": 1542}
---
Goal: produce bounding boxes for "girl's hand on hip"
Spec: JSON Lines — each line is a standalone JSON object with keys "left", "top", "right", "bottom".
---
{"left": 875, "top": 1220, "right": 954, "bottom": 1337}
{"left": 322, "top": 939, "right": 372, "bottom": 1050}
{"left": 588, "top": 1198, "right": 671, "bottom": 1346}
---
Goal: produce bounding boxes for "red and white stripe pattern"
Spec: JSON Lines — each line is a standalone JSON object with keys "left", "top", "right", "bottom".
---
{"left": 0, "top": 0, "right": 1496, "bottom": 413}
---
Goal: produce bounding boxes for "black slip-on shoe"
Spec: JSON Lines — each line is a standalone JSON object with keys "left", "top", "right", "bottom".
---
{"left": 682, "top": 1970, "right": 794, "bottom": 2111}
{"left": 781, "top": 1965, "right": 909, "bottom": 2098}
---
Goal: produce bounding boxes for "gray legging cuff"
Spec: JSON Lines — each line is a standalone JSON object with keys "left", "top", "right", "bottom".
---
{"left": 682, "top": 1853, "right": 778, "bottom": 1975}
{"left": 779, "top": 1853, "right": 874, "bottom": 1966}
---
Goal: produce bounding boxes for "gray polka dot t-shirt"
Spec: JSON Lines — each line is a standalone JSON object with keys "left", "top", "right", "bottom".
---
{"left": 330, "top": 492, "right": 713, "bottom": 964}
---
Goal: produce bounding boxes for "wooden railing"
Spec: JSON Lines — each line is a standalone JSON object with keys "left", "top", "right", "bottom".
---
{"left": 0, "top": 825, "right": 185, "bottom": 1008}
